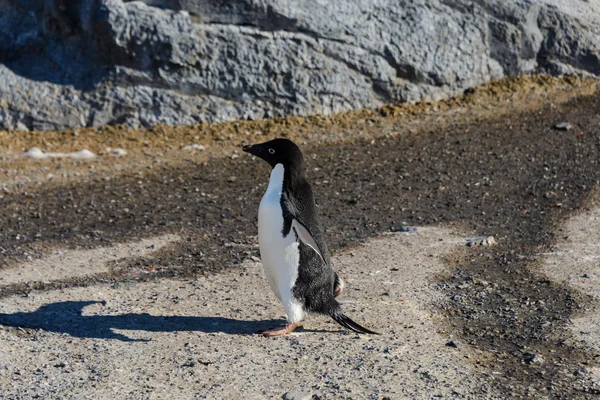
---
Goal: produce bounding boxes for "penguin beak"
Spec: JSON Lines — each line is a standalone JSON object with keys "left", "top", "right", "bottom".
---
{"left": 242, "top": 143, "right": 269, "bottom": 163}
{"left": 243, "top": 144, "right": 262, "bottom": 158}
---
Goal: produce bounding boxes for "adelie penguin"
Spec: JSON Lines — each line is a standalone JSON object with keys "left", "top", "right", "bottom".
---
{"left": 243, "top": 138, "right": 378, "bottom": 336}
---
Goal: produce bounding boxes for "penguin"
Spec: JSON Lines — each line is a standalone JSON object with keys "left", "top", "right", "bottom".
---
{"left": 242, "top": 138, "right": 377, "bottom": 336}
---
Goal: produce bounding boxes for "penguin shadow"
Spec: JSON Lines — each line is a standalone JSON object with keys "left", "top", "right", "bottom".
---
{"left": 0, "top": 301, "right": 284, "bottom": 342}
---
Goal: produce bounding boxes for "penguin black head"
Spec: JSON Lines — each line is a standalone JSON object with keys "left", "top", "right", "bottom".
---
{"left": 242, "top": 138, "right": 304, "bottom": 169}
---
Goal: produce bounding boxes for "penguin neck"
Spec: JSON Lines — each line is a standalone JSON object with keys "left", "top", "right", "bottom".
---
{"left": 266, "top": 164, "right": 286, "bottom": 196}
{"left": 269, "top": 162, "right": 305, "bottom": 194}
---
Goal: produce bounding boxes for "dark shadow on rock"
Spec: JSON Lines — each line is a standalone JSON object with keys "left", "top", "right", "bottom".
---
{"left": 1, "top": 1, "right": 110, "bottom": 91}
{"left": 0, "top": 301, "right": 283, "bottom": 342}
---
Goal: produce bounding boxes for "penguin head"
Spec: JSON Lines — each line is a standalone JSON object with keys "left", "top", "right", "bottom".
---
{"left": 242, "top": 138, "right": 304, "bottom": 169}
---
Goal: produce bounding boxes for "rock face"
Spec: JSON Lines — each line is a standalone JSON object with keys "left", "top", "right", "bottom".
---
{"left": 1, "top": 0, "right": 599, "bottom": 131}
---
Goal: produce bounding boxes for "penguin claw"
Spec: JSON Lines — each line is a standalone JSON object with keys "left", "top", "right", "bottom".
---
{"left": 334, "top": 275, "right": 345, "bottom": 298}
{"left": 334, "top": 285, "right": 344, "bottom": 298}
{"left": 258, "top": 322, "right": 300, "bottom": 337}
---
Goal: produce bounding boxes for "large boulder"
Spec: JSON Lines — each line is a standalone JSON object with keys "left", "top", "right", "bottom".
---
{"left": 0, "top": 0, "right": 598, "bottom": 131}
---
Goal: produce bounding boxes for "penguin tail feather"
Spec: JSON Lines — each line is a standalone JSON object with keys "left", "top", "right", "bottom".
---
{"left": 330, "top": 306, "right": 379, "bottom": 335}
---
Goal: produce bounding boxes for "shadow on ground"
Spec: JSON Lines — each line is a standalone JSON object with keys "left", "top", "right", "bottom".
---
{"left": 0, "top": 301, "right": 284, "bottom": 341}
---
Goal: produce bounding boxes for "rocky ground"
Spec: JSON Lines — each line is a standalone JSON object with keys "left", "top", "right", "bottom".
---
{"left": 1, "top": 76, "right": 600, "bottom": 398}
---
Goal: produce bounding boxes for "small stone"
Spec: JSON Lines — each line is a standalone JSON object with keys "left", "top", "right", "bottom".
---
{"left": 282, "top": 391, "right": 312, "bottom": 400}
{"left": 108, "top": 148, "right": 127, "bottom": 156}
{"left": 553, "top": 121, "right": 572, "bottom": 130}
{"left": 23, "top": 148, "right": 46, "bottom": 159}
{"left": 445, "top": 340, "right": 459, "bottom": 349}
{"left": 182, "top": 144, "right": 206, "bottom": 151}
{"left": 15, "top": 122, "right": 29, "bottom": 132}
{"left": 181, "top": 359, "right": 195, "bottom": 367}
{"left": 466, "top": 236, "right": 497, "bottom": 247}
{"left": 524, "top": 353, "right": 544, "bottom": 364}
{"left": 393, "top": 226, "right": 417, "bottom": 233}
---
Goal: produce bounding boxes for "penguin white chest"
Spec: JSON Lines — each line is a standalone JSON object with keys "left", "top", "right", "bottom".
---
{"left": 257, "top": 164, "right": 303, "bottom": 322}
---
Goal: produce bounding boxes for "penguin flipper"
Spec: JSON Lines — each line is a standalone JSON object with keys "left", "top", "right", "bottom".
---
{"left": 291, "top": 219, "right": 325, "bottom": 263}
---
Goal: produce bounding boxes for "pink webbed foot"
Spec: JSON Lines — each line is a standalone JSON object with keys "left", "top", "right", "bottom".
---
{"left": 259, "top": 322, "right": 300, "bottom": 337}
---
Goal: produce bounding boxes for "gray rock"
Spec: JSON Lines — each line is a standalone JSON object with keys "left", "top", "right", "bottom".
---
{"left": 282, "top": 391, "right": 312, "bottom": 400}
{"left": 393, "top": 226, "right": 418, "bottom": 233}
{"left": 524, "top": 352, "right": 545, "bottom": 364}
{"left": 553, "top": 121, "right": 572, "bottom": 130}
{"left": 0, "top": 0, "right": 599, "bottom": 131}
{"left": 466, "top": 236, "right": 497, "bottom": 247}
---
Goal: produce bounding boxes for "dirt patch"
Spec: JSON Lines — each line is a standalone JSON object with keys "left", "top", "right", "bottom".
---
{"left": 0, "top": 234, "right": 179, "bottom": 286}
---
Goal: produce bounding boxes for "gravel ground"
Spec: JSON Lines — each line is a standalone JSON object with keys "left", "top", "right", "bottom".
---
{"left": 1, "top": 76, "right": 600, "bottom": 398}
{"left": 1, "top": 228, "right": 494, "bottom": 399}
{"left": 541, "top": 195, "right": 600, "bottom": 357}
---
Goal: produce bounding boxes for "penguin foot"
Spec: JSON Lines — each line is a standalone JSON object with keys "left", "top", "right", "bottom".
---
{"left": 334, "top": 275, "right": 345, "bottom": 298}
{"left": 334, "top": 285, "right": 344, "bottom": 298}
{"left": 259, "top": 322, "right": 300, "bottom": 337}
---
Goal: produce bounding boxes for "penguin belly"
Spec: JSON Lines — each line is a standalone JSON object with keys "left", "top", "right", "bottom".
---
{"left": 257, "top": 164, "right": 305, "bottom": 324}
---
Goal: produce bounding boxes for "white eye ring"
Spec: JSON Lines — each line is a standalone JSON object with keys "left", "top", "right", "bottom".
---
{"left": 268, "top": 148, "right": 275, "bottom": 154}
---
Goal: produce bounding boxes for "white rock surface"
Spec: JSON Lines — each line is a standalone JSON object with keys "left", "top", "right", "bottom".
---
{"left": 23, "top": 148, "right": 96, "bottom": 159}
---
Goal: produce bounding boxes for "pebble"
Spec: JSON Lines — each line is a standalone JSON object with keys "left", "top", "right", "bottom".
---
{"left": 183, "top": 144, "right": 206, "bottom": 151}
{"left": 23, "top": 148, "right": 45, "bottom": 159}
{"left": 181, "top": 359, "right": 196, "bottom": 368}
{"left": 107, "top": 148, "right": 128, "bottom": 156}
{"left": 282, "top": 391, "right": 312, "bottom": 400}
{"left": 553, "top": 121, "right": 572, "bottom": 131}
{"left": 393, "top": 226, "right": 417, "bottom": 233}
{"left": 524, "top": 353, "right": 544, "bottom": 365}
{"left": 465, "top": 236, "right": 497, "bottom": 247}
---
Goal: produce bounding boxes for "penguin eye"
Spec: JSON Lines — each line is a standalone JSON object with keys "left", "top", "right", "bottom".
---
{"left": 268, "top": 148, "right": 275, "bottom": 155}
